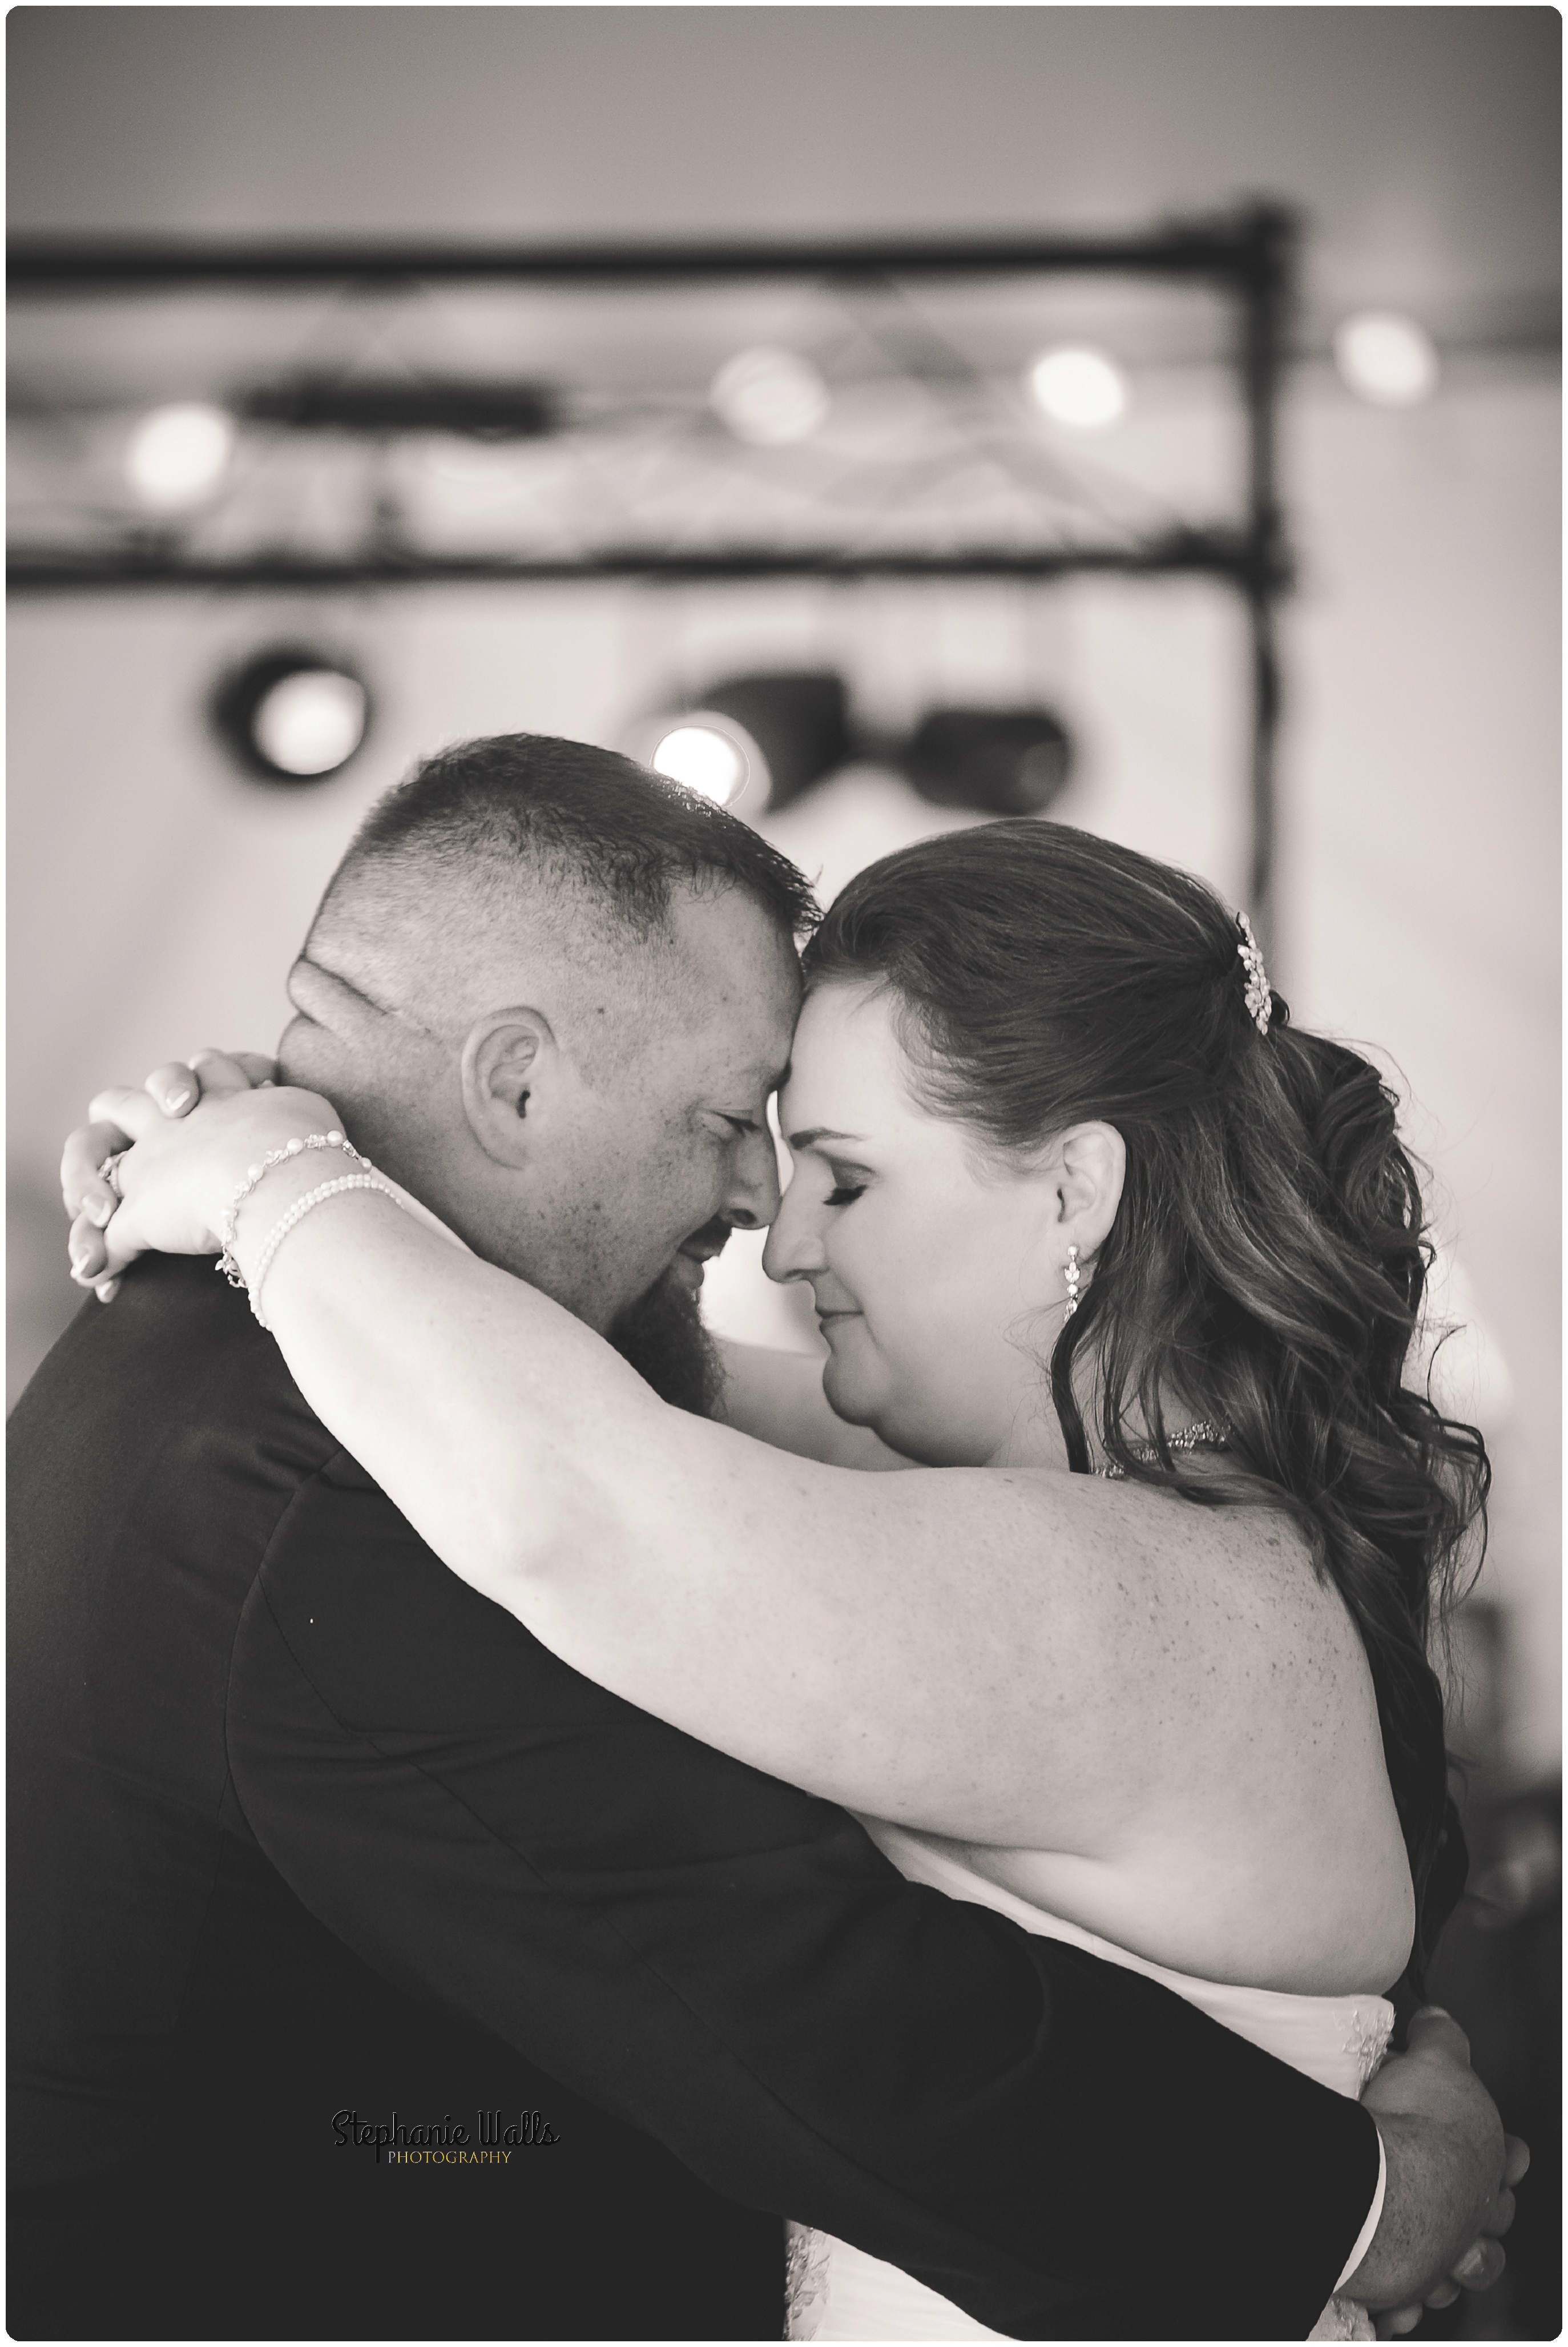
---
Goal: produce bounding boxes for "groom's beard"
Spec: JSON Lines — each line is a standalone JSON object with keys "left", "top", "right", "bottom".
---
{"left": 607, "top": 1267, "right": 723, "bottom": 1418}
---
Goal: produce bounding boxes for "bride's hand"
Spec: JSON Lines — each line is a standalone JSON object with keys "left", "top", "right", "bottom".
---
{"left": 62, "top": 1050, "right": 278, "bottom": 1274}
{"left": 62, "top": 1052, "right": 339, "bottom": 1299}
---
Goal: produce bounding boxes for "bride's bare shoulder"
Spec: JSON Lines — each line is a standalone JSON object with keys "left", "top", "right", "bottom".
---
{"left": 1032, "top": 1467, "right": 1389, "bottom": 1761}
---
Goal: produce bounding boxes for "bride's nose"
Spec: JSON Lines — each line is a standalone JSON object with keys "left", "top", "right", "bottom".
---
{"left": 761, "top": 1180, "right": 827, "bottom": 1285}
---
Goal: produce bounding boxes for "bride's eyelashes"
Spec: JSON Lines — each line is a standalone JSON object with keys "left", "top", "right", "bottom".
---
{"left": 824, "top": 1167, "right": 869, "bottom": 1207}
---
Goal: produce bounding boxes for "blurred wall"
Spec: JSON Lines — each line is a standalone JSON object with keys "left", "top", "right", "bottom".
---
{"left": 7, "top": 6, "right": 1559, "bottom": 1768}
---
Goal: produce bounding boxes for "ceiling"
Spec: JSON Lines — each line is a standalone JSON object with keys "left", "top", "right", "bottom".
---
{"left": 7, "top": 6, "right": 1560, "bottom": 347}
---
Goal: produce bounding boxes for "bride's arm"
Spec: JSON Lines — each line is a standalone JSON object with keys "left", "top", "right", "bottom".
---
{"left": 243, "top": 1180, "right": 1116, "bottom": 1846}
{"left": 68, "top": 1084, "right": 901, "bottom": 1472}
{"left": 71, "top": 1082, "right": 1270, "bottom": 1857}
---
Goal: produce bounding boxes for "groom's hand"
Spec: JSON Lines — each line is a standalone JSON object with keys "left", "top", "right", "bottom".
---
{"left": 1347, "top": 2008, "right": 1525, "bottom": 2330}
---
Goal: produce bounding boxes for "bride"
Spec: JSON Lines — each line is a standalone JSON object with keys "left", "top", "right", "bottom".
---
{"left": 66, "top": 821, "right": 1492, "bottom": 2338}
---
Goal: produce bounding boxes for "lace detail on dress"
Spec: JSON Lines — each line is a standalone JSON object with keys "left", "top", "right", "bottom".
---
{"left": 784, "top": 2220, "right": 832, "bottom": 2341}
{"left": 1307, "top": 2007, "right": 1394, "bottom": 2339}
{"left": 1343, "top": 2003, "right": 1394, "bottom": 2090}
{"left": 1309, "top": 2292, "right": 1377, "bottom": 2340}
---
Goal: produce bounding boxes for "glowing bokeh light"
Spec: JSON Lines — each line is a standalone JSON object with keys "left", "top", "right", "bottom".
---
{"left": 710, "top": 347, "right": 830, "bottom": 446}
{"left": 1333, "top": 313, "right": 1439, "bottom": 408}
{"left": 252, "top": 669, "right": 369, "bottom": 778}
{"left": 1026, "top": 347, "right": 1128, "bottom": 430}
{"left": 652, "top": 724, "right": 748, "bottom": 805}
{"left": 125, "top": 402, "right": 236, "bottom": 505}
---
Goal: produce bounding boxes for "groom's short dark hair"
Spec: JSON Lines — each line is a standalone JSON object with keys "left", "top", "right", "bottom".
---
{"left": 317, "top": 732, "right": 819, "bottom": 946}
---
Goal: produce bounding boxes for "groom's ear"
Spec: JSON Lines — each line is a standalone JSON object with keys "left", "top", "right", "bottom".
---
{"left": 459, "top": 1009, "right": 558, "bottom": 1169}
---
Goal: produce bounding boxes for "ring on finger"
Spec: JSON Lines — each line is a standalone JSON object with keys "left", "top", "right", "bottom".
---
{"left": 96, "top": 1151, "right": 127, "bottom": 1200}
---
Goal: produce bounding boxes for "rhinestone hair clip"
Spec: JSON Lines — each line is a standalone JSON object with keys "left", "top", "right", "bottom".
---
{"left": 1235, "top": 912, "right": 1272, "bottom": 1037}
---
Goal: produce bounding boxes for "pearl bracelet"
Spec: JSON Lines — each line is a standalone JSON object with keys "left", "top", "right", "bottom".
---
{"left": 246, "top": 1173, "right": 406, "bottom": 1330}
{"left": 216, "top": 1130, "right": 370, "bottom": 1287}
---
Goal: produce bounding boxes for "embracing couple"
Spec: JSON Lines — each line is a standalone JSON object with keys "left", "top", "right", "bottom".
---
{"left": 15, "top": 733, "right": 1522, "bottom": 2340}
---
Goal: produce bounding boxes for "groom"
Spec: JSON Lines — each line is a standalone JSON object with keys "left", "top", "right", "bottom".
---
{"left": 18, "top": 735, "right": 1510, "bottom": 2340}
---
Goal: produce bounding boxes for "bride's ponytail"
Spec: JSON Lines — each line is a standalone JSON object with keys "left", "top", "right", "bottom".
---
{"left": 804, "top": 821, "right": 1489, "bottom": 1992}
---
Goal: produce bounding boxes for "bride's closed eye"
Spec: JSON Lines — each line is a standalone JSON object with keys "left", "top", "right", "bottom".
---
{"left": 824, "top": 1169, "right": 868, "bottom": 1207}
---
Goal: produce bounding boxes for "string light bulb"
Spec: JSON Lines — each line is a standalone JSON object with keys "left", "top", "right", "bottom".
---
{"left": 710, "top": 347, "right": 829, "bottom": 446}
{"left": 126, "top": 402, "right": 235, "bottom": 506}
{"left": 1333, "top": 313, "right": 1439, "bottom": 408}
{"left": 1026, "top": 348, "right": 1127, "bottom": 430}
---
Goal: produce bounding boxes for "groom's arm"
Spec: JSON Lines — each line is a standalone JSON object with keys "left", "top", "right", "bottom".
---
{"left": 230, "top": 1454, "right": 1376, "bottom": 2340}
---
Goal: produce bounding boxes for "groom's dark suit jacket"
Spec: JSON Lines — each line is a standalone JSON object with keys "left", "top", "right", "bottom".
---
{"left": 11, "top": 1257, "right": 1382, "bottom": 2341}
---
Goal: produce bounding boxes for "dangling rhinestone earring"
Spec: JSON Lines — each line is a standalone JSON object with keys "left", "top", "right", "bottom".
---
{"left": 1062, "top": 1244, "right": 1081, "bottom": 1320}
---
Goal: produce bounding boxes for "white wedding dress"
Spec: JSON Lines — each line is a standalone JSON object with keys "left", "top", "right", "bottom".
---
{"left": 784, "top": 1818, "right": 1393, "bottom": 2344}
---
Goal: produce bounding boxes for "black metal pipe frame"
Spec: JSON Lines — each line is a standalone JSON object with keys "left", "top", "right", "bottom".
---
{"left": 7, "top": 533, "right": 1252, "bottom": 590}
{"left": 1234, "top": 208, "right": 1297, "bottom": 952}
{"left": 7, "top": 219, "right": 1285, "bottom": 291}
{"left": 7, "top": 207, "right": 1299, "bottom": 933}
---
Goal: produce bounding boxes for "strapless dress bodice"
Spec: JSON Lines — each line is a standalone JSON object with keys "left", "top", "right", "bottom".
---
{"left": 784, "top": 1818, "right": 1393, "bottom": 2343}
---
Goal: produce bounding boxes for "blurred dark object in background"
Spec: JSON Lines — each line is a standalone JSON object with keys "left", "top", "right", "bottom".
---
{"left": 641, "top": 673, "right": 1077, "bottom": 823}
{"left": 904, "top": 706, "right": 1073, "bottom": 816}
{"left": 1419, "top": 1765, "right": 1561, "bottom": 2340}
{"left": 241, "top": 375, "right": 560, "bottom": 439}
{"left": 697, "top": 670, "right": 854, "bottom": 812}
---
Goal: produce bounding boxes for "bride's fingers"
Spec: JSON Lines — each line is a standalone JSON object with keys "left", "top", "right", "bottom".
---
{"left": 140, "top": 1052, "right": 271, "bottom": 1117}
{"left": 1502, "top": 2135, "right": 1530, "bottom": 2189}
{"left": 88, "top": 1084, "right": 176, "bottom": 1136}
{"left": 144, "top": 1061, "right": 200, "bottom": 1115}
{"left": 184, "top": 1049, "right": 263, "bottom": 1100}
{"left": 68, "top": 1212, "right": 109, "bottom": 1285}
{"left": 70, "top": 1197, "right": 145, "bottom": 1284}
{"left": 61, "top": 1118, "right": 133, "bottom": 1221}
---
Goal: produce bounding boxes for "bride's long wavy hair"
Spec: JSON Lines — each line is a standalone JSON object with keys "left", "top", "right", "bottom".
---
{"left": 802, "top": 822, "right": 1488, "bottom": 1991}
